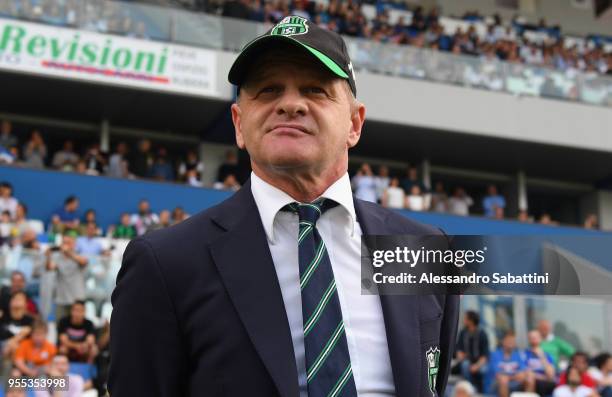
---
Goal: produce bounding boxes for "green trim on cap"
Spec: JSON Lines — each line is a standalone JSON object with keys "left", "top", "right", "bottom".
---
{"left": 297, "top": 42, "right": 349, "bottom": 79}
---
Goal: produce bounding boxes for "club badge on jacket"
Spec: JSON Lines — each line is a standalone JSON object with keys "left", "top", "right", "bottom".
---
{"left": 426, "top": 346, "right": 441, "bottom": 396}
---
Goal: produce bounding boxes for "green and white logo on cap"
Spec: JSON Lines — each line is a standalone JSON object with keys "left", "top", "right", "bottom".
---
{"left": 271, "top": 16, "right": 309, "bottom": 37}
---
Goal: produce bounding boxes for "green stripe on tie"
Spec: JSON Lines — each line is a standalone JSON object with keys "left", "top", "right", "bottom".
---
{"left": 300, "top": 241, "right": 325, "bottom": 289}
{"left": 327, "top": 364, "right": 353, "bottom": 397}
{"left": 303, "top": 279, "right": 336, "bottom": 336}
{"left": 306, "top": 321, "right": 345, "bottom": 382}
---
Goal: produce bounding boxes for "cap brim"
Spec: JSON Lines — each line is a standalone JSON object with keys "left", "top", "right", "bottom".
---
{"left": 228, "top": 34, "right": 349, "bottom": 86}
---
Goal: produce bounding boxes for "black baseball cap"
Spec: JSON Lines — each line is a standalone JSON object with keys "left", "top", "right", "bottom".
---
{"left": 228, "top": 16, "right": 357, "bottom": 96}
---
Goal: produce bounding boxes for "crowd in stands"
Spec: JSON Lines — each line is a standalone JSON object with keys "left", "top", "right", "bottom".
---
{"left": 213, "top": 0, "right": 611, "bottom": 77}
{"left": 451, "top": 311, "right": 612, "bottom": 397}
{"left": 0, "top": 0, "right": 610, "bottom": 79}
{"left": 0, "top": 120, "right": 243, "bottom": 191}
{"left": 350, "top": 162, "right": 601, "bottom": 229}
{"left": 0, "top": 180, "right": 196, "bottom": 394}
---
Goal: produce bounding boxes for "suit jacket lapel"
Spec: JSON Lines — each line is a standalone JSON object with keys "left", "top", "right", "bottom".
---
{"left": 209, "top": 181, "right": 299, "bottom": 397}
{"left": 354, "top": 199, "right": 422, "bottom": 397}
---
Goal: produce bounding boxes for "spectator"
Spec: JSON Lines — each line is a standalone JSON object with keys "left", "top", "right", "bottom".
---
{"left": 45, "top": 234, "right": 88, "bottom": 320}
{"left": 178, "top": 149, "right": 205, "bottom": 183}
{"left": 130, "top": 199, "right": 159, "bottom": 236}
{"left": 83, "top": 143, "right": 107, "bottom": 176}
{"left": 0, "top": 120, "right": 17, "bottom": 150}
{"left": 584, "top": 214, "right": 599, "bottom": 229}
{"left": 34, "top": 354, "right": 85, "bottom": 397}
{"left": 400, "top": 166, "right": 425, "bottom": 195}
{"left": 0, "top": 271, "right": 37, "bottom": 319}
{"left": 0, "top": 210, "right": 12, "bottom": 245}
{"left": 406, "top": 185, "right": 427, "bottom": 211}
{"left": 76, "top": 223, "right": 107, "bottom": 257}
{"left": 482, "top": 184, "right": 506, "bottom": 218}
{"left": 374, "top": 165, "right": 390, "bottom": 203}
{"left": 0, "top": 292, "right": 34, "bottom": 362}
{"left": 448, "top": 187, "right": 473, "bottom": 216}
{"left": 213, "top": 174, "right": 241, "bottom": 191}
{"left": 559, "top": 352, "right": 597, "bottom": 388}
{"left": 147, "top": 210, "right": 172, "bottom": 233}
{"left": 50, "top": 196, "right": 80, "bottom": 234}
{"left": 590, "top": 353, "right": 612, "bottom": 397}
{"left": 524, "top": 329, "right": 556, "bottom": 396}
{"left": 488, "top": 330, "right": 526, "bottom": 397}
{"left": 517, "top": 209, "right": 532, "bottom": 223}
{"left": 79, "top": 208, "right": 101, "bottom": 236}
{"left": 23, "top": 129, "right": 47, "bottom": 169}
{"left": 381, "top": 177, "right": 405, "bottom": 209}
{"left": 455, "top": 310, "right": 489, "bottom": 391}
{"left": 538, "top": 319, "right": 575, "bottom": 368}
{"left": 130, "top": 139, "right": 154, "bottom": 178}
{"left": 149, "top": 147, "right": 175, "bottom": 181}
{"left": 57, "top": 301, "right": 98, "bottom": 364}
{"left": 452, "top": 380, "right": 476, "bottom": 397}
{"left": 52, "top": 140, "right": 79, "bottom": 171}
{"left": 216, "top": 150, "right": 239, "bottom": 183}
{"left": 13, "top": 320, "right": 56, "bottom": 378}
{"left": 171, "top": 207, "right": 189, "bottom": 224}
{"left": 0, "top": 181, "right": 18, "bottom": 219}
{"left": 352, "top": 163, "right": 377, "bottom": 203}
{"left": 539, "top": 213, "right": 558, "bottom": 226}
{"left": 553, "top": 366, "right": 598, "bottom": 397}
{"left": 106, "top": 141, "right": 130, "bottom": 179}
{"left": 12, "top": 203, "right": 44, "bottom": 237}
{"left": 110, "top": 213, "right": 137, "bottom": 239}
{"left": 430, "top": 182, "right": 448, "bottom": 213}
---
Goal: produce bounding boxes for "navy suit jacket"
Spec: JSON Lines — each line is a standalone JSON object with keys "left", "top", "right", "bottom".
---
{"left": 108, "top": 180, "right": 459, "bottom": 397}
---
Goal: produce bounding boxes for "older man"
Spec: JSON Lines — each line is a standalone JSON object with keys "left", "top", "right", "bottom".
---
{"left": 110, "top": 15, "right": 459, "bottom": 397}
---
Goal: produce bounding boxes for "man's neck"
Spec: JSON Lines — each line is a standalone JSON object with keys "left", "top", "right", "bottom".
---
{"left": 252, "top": 161, "right": 347, "bottom": 202}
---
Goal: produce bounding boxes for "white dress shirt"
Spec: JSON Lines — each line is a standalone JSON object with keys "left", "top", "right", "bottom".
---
{"left": 251, "top": 172, "right": 396, "bottom": 397}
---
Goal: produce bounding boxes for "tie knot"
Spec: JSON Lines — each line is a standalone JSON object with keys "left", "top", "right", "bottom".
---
{"left": 284, "top": 199, "right": 337, "bottom": 225}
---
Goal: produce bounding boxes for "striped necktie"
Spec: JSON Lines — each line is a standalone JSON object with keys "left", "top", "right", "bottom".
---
{"left": 285, "top": 199, "right": 358, "bottom": 397}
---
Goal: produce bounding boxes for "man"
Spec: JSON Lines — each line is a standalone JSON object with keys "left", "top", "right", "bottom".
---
{"left": 1, "top": 292, "right": 34, "bottom": 361}
{"left": 0, "top": 181, "right": 18, "bottom": 219}
{"left": 524, "top": 329, "right": 556, "bottom": 395}
{"left": 455, "top": 311, "right": 489, "bottom": 391}
{"left": 482, "top": 184, "right": 506, "bottom": 218}
{"left": 57, "top": 301, "right": 98, "bottom": 364}
{"left": 538, "top": 319, "right": 575, "bottom": 368}
{"left": 45, "top": 234, "right": 88, "bottom": 320}
{"left": 50, "top": 196, "right": 80, "bottom": 234}
{"left": 34, "top": 354, "right": 85, "bottom": 397}
{"left": 51, "top": 140, "right": 80, "bottom": 171}
{"left": 129, "top": 199, "right": 159, "bottom": 236}
{"left": 488, "top": 330, "right": 526, "bottom": 397}
{"left": 76, "top": 223, "right": 107, "bottom": 257}
{"left": 110, "top": 16, "right": 459, "bottom": 397}
{"left": 0, "top": 271, "right": 38, "bottom": 318}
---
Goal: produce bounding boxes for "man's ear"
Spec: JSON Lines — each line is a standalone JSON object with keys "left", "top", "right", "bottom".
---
{"left": 231, "top": 103, "right": 246, "bottom": 149}
{"left": 347, "top": 102, "right": 366, "bottom": 149}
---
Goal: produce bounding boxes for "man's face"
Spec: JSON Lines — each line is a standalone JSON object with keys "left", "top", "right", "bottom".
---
{"left": 86, "top": 223, "right": 97, "bottom": 237}
{"left": 32, "top": 328, "right": 46, "bottom": 345}
{"left": 572, "top": 355, "right": 588, "bottom": 372}
{"left": 52, "top": 356, "right": 69, "bottom": 375}
{"left": 71, "top": 303, "right": 85, "bottom": 324}
{"left": 538, "top": 320, "right": 551, "bottom": 337}
{"left": 11, "top": 273, "right": 25, "bottom": 291}
{"left": 502, "top": 335, "right": 516, "bottom": 351}
{"left": 139, "top": 201, "right": 150, "bottom": 214}
{"left": 231, "top": 48, "right": 364, "bottom": 177}
{"left": 528, "top": 330, "right": 541, "bottom": 348}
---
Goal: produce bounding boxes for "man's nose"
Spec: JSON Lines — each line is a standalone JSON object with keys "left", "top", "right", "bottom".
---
{"left": 275, "top": 88, "right": 307, "bottom": 117}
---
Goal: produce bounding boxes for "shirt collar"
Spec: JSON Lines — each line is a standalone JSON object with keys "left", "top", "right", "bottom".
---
{"left": 250, "top": 171, "right": 357, "bottom": 244}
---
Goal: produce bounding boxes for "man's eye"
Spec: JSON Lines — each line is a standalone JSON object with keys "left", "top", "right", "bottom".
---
{"left": 305, "top": 87, "right": 326, "bottom": 94}
{"left": 260, "top": 86, "right": 280, "bottom": 94}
